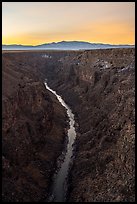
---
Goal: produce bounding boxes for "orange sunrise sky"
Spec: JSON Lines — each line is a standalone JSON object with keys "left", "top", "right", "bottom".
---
{"left": 2, "top": 2, "right": 135, "bottom": 45}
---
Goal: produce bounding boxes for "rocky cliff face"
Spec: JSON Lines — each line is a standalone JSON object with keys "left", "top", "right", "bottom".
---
{"left": 2, "top": 48, "right": 135, "bottom": 202}
{"left": 2, "top": 53, "right": 67, "bottom": 202}
{"left": 40, "top": 48, "right": 135, "bottom": 202}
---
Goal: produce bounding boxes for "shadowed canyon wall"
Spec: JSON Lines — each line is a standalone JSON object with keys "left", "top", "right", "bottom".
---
{"left": 2, "top": 53, "right": 67, "bottom": 202}
{"left": 2, "top": 48, "right": 135, "bottom": 202}
{"left": 39, "top": 48, "right": 135, "bottom": 202}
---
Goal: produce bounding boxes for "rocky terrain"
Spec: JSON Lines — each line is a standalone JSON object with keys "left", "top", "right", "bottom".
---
{"left": 2, "top": 48, "right": 135, "bottom": 202}
{"left": 2, "top": 52, "right": 68, "bottom": 202}
{"left": 39, "top": 48, "right": 135, "bottom": 202}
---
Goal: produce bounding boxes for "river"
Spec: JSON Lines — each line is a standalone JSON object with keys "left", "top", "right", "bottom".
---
{"left": 44, "top": 81, "right": 77, "bottom": 202}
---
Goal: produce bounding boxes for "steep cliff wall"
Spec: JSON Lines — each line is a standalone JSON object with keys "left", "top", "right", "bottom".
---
{"left": 2, "top": 53, "right": 67, "bottom": 202}
{"left": 41, "top": 48, "right": 135, "bottom": 202}
{"left": 2, "top": 48, "right": 135, "bottom": 202}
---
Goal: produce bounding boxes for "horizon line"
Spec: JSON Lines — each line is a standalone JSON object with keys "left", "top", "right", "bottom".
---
{"left": 2, "top": 40, "right": 135, "bottom": 46}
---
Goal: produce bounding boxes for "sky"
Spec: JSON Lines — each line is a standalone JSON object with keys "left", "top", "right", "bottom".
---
{"left": 2, "top": 2, "right": 135, "bottom": 45}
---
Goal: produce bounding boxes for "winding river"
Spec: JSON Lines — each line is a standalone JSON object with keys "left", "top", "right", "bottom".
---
{"left": 44, "top": 81, "right": 77, "bottom": 202}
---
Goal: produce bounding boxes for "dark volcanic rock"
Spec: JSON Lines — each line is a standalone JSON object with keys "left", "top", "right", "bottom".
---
{"left": 2, "top": 53, "right": 67, "bottom": 202}
{"left": 40, "top": 48, "right": 135, "bottom": 202}
{"left": 2, "top": 48, "right": 135, "bottom": 202}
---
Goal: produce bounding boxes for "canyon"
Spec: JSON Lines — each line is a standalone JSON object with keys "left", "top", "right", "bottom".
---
{"left": 2, "top": 48, "right": 135, "bottom": 202}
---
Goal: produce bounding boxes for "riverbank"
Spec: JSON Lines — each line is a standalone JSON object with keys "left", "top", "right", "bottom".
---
{"left": 44, "top": 81, "right": 77, "bottom": 202}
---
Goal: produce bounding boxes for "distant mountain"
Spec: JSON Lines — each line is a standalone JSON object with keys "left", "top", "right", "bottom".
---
{"left": 2, "top": 41, "right": 135, "bottom": 50}
{"left": 2, "top": 44, "right": 34, "bottom": 50}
